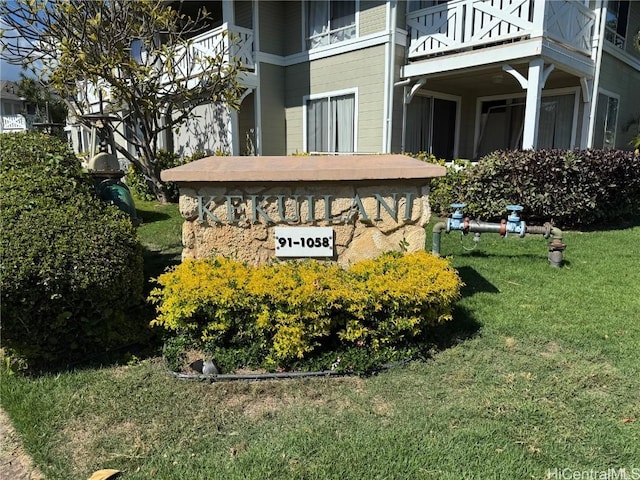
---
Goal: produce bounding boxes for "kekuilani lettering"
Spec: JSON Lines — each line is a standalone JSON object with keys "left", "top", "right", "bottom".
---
{"left": 196, "top": 193, "right": 415, "bottom": 225}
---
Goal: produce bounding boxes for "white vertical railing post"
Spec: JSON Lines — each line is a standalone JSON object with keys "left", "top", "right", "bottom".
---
{"left": 531, "top": 0, "right": 546, "bottom": 38}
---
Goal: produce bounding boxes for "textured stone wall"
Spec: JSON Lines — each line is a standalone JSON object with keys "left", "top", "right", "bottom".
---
{"left": 178, "top": 180, "right": 432, "bottom": 267}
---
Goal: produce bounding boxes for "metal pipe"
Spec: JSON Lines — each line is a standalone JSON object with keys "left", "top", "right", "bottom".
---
{"left": 170, "top": 369, "right": 344, "bottom": 382}
{"left": 467, "top": 220, "right": 503, "bottom": 234}
{"left": 432, "top": 221, "right": 447, "bottom": 255}
{"left": 432, "top": 205, "right": 566, "bottom": 267}
{"left": 547, "top": 226, "right": 566, "bottom": 268}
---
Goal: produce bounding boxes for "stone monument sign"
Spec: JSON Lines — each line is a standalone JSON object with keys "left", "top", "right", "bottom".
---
{"left": 161, "top": 155, "right": 446, "bottom": 267}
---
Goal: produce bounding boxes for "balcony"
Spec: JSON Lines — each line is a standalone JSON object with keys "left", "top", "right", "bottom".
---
{"left": 175, "top": 23, "right": 255, "bottom": 77}
{"left": 407, "top": 0, "right": 596, "bottom": 60}
{"left": 1, "top": 114, "right": 29, "bottom": 132}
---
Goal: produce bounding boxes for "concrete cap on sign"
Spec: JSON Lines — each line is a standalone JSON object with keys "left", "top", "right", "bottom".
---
{"left": 161, "top": 155, "right": 446, "bottom": 182}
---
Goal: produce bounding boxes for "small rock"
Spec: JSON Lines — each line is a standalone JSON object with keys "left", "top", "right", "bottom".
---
{"left": 202, "top": 360, "right": 219, "bottom": 375}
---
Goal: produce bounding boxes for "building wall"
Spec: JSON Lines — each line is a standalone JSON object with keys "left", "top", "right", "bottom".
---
{"left": 390, "top": 44, "right": 406, "bottom": 153}
{"left": 359, "top": 1, "right": 388, "bottom": 36}
{"left": 259, "top": 62, "right": 287, "bottom": 155}
{"left": 258, "top": 1, "right": 286, "bottom": 55}
{"left": 597, "top": 51, "right": 640, "bottom": 149}
{"left": 284, "top": 44, "right": 388, "bottom": 154}
{"left": 622, "top": 1, "right": 640, "bottom": 59}
{"left": 173, "top": 103, "right": 231, "bottom": 157}
{"left": 234, "top": 0, "right": 253, "bottom": 28}
{"left": 283, "top": 1, "right": 303, "bottom": 56}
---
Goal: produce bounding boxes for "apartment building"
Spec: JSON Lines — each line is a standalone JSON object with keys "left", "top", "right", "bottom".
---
{"left": 71, "top": 0, "right": 640, "bottom": 161}
{"left": 0, "top": 81, "right": 30, "bottom": 133}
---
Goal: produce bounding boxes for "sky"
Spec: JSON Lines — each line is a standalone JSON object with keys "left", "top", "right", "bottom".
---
{"left": 0, "top": 59, "right": 25, "bottom": 81}
{"left": 0, "top": 7, "right": 35, "bottom": 82}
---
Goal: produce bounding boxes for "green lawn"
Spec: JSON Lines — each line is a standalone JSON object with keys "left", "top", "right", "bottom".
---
{"left": 1, "top": 209, "right": 639, "bottom": 479}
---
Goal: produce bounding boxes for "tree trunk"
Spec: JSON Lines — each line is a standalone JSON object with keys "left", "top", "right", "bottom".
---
{"left": 116, "top": 144, "right": 173, "bottom": 204}
{"left": 147, "top": 177, "right": 170, "bottom": 204}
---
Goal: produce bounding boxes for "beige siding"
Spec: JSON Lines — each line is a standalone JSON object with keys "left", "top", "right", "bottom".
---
{"left": 285, "top": 45, "right": 387, "bottom": 154}
{"left": 234, "top": 1, "right": 253, "bottom": 29}
{"left": 624, "top": 1, "right": 640, "bottom": 60}
{"left": 260, "top": 63, "right": 287, "bottom": 155}
{"left": 359, "top": 1, "right": 388, "bottom": 36}
{"left": 284, "top": 1, "right": 303, "bottom": 56}
{"left": 598, "top": 53, "right": 640, "bottom": 150}
{"left": 258, "top": 1, "right": 286, "bottom": 55}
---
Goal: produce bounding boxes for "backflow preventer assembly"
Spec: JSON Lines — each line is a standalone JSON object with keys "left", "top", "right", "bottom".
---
{"left": 432, "top": 204, "right": 566, "bottom": 267}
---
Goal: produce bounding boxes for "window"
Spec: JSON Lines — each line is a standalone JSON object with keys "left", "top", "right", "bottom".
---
{"left": 406, "top": 95, "right": 457, "bottom": 159}
{"left": 306, "top": 92, "right": 356, "bottom": 153}
{"left": 605, "top": 1, "right": 629, "bottom": 48}
{"left": 306, "top": 0, "right": 356, "bottom": 49}
{"left": 594, "top": 92, "right": 619, "bottom": 149}
{"left": 537, "top": 94, "right": 575, "bottom": 149}
{"left": 475, "top": 93, "right": 576, "bottom": 157}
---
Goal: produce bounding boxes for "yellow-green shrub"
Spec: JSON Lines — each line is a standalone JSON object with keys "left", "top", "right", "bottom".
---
{"left": 149, "top": 257, "right": 256, "bottom": 343}
{"left": 344, "top": 251, "right": 461, "bottom": 349}
{"left": 149, "top": 252, "right": 462, "bottom": 370}
{"left": 249, "top": 261, "right": 348, "bottom": 364}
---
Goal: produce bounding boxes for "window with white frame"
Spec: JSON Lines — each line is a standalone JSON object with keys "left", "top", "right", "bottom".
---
{"left": 605, "top": 1, "right": 629, "bottom": 48}
{"left": 306, "top": 92, "right": 356, "bottom": 153}
{"left": 594, "top": 92, "right": 619, "bottom": 149}
{"left": 306, "top": 0, "right": 356, "bottom": 50}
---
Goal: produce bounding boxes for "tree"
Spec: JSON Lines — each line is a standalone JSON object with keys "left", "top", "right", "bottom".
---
{"left": 0, "top": 0, "right": 244, "bottom": 202}
{"left": 16, "top": 75, "right": 68, "bottom": 134}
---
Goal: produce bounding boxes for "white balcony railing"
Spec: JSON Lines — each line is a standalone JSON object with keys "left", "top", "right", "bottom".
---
{"left": 1, "top": 114, "right": 28, "bottom": 132}
{"left": 407, "top": 0, "right": 596, "bottom": 60}
{"left": 175, "top": 23, "right": 254, "bottom": 76}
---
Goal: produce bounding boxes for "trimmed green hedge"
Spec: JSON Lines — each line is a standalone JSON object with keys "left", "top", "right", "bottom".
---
{"left": 0, "top": 132, "right": 145, "bottom": 369}
{"left": 424, "top": 149, "right": 640, "bottom": 228}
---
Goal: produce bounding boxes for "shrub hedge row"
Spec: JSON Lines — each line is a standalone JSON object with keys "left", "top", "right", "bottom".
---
{"left": 149, "top": 252, "right": 462, "bottom": 372}
{"left": 0, "top": 132, "right": 144, "bottom": 369}
{"left": 423, "top": 149, "right": 640, "bottom": 228}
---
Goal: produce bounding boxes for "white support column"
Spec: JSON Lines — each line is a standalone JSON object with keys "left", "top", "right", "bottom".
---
{"left": 228, "top": 108, "right": 239, "bottom": 155}
{"left": 579, "top": 77, "right": 593, "bottom": 148}
{"left": 522, "top": 58, "right": 544, "bottom": 150}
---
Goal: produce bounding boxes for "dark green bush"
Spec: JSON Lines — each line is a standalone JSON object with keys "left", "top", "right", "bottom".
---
{"left": 0, "top": 132, "right": 145, "bottom": 369}
{"left": 407, "top": 152, "right": 473, "bottom": 217}
{"left": 462, "top": 149, "right": 640, "bottom": 227}
{"left": 422, "top": 149, "right": 640, "bottom": 228}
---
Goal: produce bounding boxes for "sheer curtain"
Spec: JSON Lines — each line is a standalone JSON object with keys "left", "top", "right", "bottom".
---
{"left": 405, "top": 96, "right": 432, "bottom": 153}
{"left": 330, "top": 1, "right": 356, "bottom": 44}
{"left": 308, "top": 98, "right": 328, "bottom": 152}
{"left": 332, "top": 94, "right": 354, "bottom": 152}
{"left": 307, "top": 1, "right": 329, "bottom": 48}
{"left": 538, "top": 94, "right": 574, "bottom": 149}
{"left": 307, "top": 1, "right": 355, "bottom": 48}
{"left": 307, "top": 94, "right": 355, "bottom": 153}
